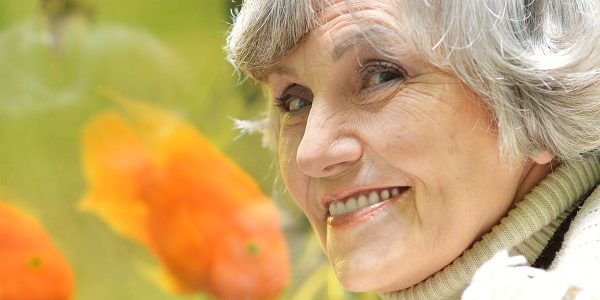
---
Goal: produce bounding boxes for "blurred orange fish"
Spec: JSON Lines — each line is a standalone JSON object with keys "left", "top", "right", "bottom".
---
{"left": 0, "top": 200, "right": 74, "bottom": 300}
{"left": 79, "top": 90, "right": 290, "bottom": 300}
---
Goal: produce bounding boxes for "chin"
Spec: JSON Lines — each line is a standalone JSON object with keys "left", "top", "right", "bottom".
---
{"left": 330, "top": 252, "right": 431, "bottom": 293}
{"left": 335, "top": 269, "right": 379, "bottom": 292}
{"left": 339, "top": 273, "right": 422, "bottom": 294}
{"left": 329, "top": 257, "right": 399, "bottom": 293}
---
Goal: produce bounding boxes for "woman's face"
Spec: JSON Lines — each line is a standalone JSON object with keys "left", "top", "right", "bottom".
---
{"left": 266, "top": 1, "right": 526, "bottom": 293}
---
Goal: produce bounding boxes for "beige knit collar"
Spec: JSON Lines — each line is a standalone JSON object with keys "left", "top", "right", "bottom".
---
{"left": 383, "top": 156, "right": 600, "bottom": 300}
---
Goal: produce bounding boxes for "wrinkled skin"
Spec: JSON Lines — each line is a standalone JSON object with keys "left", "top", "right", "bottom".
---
{"left": 266, "top": 0, "right": 553, "bottom": 293}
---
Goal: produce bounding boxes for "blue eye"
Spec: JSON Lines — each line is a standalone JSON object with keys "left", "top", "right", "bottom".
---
{"left": 361, "top": 62, "right": 405, "bottom": 89}
{"left": 365, "top": 71, "right": 401, "bottom": 87}
{"left": 274, "top": 84, "right": 313, "bottom": 113}
{"left": 286, "top": 97, "right": 310, "bottom": 112}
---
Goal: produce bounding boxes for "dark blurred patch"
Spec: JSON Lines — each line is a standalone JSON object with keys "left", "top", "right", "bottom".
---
{"left": 41, "top": 0, "right": 94, "bottom": 55}
{"left": 41, "top": 0, "right": 94, "bottom": 21}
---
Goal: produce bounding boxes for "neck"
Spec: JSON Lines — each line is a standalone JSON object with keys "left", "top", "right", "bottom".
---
{"left": 384, "top": 155, "right": 600, "bottom": 300}
{"left": 514, "top": 160, "right": 557, "bottom": 203}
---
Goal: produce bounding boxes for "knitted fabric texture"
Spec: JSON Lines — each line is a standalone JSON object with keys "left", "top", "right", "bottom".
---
{"left": 383, "top": 156, "right": 600, "bottom": 300}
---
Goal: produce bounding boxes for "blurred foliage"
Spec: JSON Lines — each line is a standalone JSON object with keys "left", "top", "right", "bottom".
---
{"left": 0, "top": 0, "right": 378, "bottom": 299}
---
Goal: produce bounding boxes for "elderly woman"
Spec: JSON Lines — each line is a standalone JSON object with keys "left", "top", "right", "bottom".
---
{"left": 226, "top": 0, "right": 600, "bottom": 298}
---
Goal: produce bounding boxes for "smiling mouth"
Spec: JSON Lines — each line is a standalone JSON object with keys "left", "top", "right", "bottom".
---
{"left": 327, "top": 186, "right": 409, "bottom": 216}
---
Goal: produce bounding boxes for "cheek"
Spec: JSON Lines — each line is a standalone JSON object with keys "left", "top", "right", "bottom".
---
{"left": 277, "top": 126, "right": 308, "bottom": 206}
{"left": 368, "top": 90, "right": 450, "bottom": 171}
{"left": 277, "top": 132, "right": 297, "bottom": 186}
{"left": 372, "top": 84, "right": 509, "bottom": 216}
{"left": 376, "top": 84, "right": 497, "bottom": 171}
{"left": 277, "top": 126, "right": 328, "bottom": 245}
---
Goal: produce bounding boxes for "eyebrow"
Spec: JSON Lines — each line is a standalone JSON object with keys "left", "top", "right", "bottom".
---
{"left": 268, "top": 65, "right": 297, "bottom": 77}
{"left": 264, "top": 25, "right": 396, "bottom": 81}
{"left": 330, "top": 25, "right": 395, "bottom": 61}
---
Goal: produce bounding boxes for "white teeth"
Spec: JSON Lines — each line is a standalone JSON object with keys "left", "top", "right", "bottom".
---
{"left": 380, "top": 189, "right": 390, "bottom": 200}
{"left": 346, "top": 198, "right": 357, "bottom": 212}
{"left": 357, "top": 195, "right": 368, "bottom": 209}
{"left": 368, "top": 191, "right": 380, "bottom": 205}
{"left": 336, "top": 201, "right": 346, "bottom": 215}
{"left": 328, "top": 187, "right": 407, "bottom": 216}
{"left": 358, "top": 194, "right": 369, "bottom": 206}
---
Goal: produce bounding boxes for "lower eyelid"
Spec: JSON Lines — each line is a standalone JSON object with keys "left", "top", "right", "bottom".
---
{"left": 356, "top": 78, "right": 405, "bottom": 104}
{"left": 279, "top": 112, "right": 308, "bottom": 127}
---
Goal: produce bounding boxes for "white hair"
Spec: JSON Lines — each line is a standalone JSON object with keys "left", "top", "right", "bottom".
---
{"left": 225, "top": 0, "right": 600, "bottom": 163}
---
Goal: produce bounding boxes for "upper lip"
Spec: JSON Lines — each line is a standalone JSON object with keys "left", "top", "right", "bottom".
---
{"left": 320, "top": 185, "right": 407, "bottom": 208}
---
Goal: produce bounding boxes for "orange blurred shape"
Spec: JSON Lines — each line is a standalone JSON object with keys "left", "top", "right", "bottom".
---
{"left": 0, "top": 201, "right": 74, "bottom": 300}
{"left": 79, "top": 90, "right": 290, "bottom": 300}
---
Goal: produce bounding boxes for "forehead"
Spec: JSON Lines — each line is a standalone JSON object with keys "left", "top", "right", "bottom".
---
{"left": 264, "top": 1, "right": 403, "bottom": 80}
{"left": 313, "top": 0, "right": 402, "bottom": 52}
{"left": 316, "top": 0, "right": 398, "bottom": 26}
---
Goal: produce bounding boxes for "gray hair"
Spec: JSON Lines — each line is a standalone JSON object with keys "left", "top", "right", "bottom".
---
{"left": 225, "top": 0, "right": 600, "bottom": 163}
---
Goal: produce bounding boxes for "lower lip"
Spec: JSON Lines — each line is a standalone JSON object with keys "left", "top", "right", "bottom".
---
{"left": 327, "top": 194, "right": 401, "bottom": 228}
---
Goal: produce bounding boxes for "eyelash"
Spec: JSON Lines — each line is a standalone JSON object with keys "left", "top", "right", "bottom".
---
{"left": 358, "top": 61, "right": 406, "bottom": 90}
{"left": 273, "top": 61, "right": 406, "bottom": 112}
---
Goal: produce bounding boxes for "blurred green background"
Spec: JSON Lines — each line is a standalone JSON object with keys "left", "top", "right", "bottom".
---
{"left": 0, "top": 1, "right": 377, "bottom": 299}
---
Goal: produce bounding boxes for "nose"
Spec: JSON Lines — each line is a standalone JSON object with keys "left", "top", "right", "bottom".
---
{"left": 296, "top": 101, "right": 362, "bottom": 178}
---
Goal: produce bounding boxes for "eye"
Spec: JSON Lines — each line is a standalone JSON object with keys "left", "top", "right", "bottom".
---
{"left": 286, "top": 97, "right": 310, "bottom": 112}
{"left": 365, "top": 70, "right": 400, "bottom": 87}
{"left": 273, "top": 84, "right": 313, "bottom": 113}
{"left": 360, "top": 61, "right": 406, "bottom": 89}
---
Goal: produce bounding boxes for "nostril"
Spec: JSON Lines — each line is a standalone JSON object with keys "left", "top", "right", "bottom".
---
{"left": 296, "top": 152, "right": 328, "bottom": 177}
{"left": 295, "top": 111, "right": 362, "bottom": 177}
{"left": 296, "top": 138, "right": 362, "bottom": 178}
{"left": 323, "top": 161, "right": 356, "bottom": 175}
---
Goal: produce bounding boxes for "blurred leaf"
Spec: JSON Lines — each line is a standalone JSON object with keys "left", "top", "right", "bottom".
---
{"left": 291, "top": 264, "right": 329, "bottom": 300}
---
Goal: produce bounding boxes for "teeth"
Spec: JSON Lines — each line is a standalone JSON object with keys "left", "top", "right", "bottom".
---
{"left": 368, "top": 192, "right": 379, "bottom": 205}
{"left": 380, "top": 189, "right": 390, "bottom": 200}
{"left": 328, "top": 187, "right": 407, "bottom": 216}
{"left": 346, "top": 198, "right": 357, "bottom": 212}
{"left": 357, "top": 195, "right": 368, "bottom": 208}
{"left": 358, "top": 194, "right": 369, "bottom": 206}
{"left": 336, "top": 201, "right": 346, "bottom": 215}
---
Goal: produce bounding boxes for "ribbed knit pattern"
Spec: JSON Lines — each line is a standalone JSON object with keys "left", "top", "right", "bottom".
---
{"left": 383, "top": 156, "right": 600, "bottom": 300}
{"left": 549, "top": 167, "right": 600, "bottom": 291}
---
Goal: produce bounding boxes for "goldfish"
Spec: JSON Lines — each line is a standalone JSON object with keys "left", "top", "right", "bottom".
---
{"left": 0, "top": 200, "right": 74, "bottom": 300}
{"left": 79, "top": 90, "right": 290, "bottom": 300}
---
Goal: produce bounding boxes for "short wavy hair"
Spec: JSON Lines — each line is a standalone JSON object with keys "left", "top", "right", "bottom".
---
{"left": 225, "top": 0, "right": 600, "bottom": 163}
